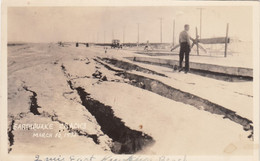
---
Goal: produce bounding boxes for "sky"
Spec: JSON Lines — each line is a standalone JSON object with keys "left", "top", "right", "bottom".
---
{"left": 8, "top": 6, "right": 252, "bottom": 43}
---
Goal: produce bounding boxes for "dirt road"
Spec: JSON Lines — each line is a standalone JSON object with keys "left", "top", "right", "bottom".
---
{"left": 7, "top": 43, "right": 253, "bottom": 155}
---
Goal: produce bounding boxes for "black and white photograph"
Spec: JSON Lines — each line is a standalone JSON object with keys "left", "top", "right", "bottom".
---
{"left": 0, "top": 1, "right": 259, "bottom": 161}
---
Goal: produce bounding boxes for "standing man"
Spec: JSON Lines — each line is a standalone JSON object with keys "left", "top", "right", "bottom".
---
{"left": 179, "top": 24, "right": 194, "bottom": 73}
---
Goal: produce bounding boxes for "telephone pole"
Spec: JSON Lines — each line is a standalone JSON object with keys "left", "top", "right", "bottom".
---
{"left": 96, "top": 32, "right": 99, "bottom": 43}
{"left": 104, "top": 31, "right": 106, "bottom": 44}
{"left": 159, "top": 17, "right": 163, "bottom": 43}
{"left": 172, "top": 19, "right": 175, "bottom": 46}
{"left": 123, "top": 26, "right": 125, "bottom": 44}
{"left": 112, "top": 30, "right": 114, "bottom": 40}
{"left": 197, "top": 8, "right": 204, "bottom": 39}
{"left": 137, "top": 23, "right": 140, "bottom": 46}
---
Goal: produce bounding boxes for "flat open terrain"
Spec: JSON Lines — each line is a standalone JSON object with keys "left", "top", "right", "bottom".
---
{"left": 7, "top": 43, "right": 253, "bottom": 156}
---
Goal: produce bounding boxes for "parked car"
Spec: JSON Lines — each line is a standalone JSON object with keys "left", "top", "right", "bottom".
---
{"left": 111, "top": 39, "right": 122, "bottom": 49}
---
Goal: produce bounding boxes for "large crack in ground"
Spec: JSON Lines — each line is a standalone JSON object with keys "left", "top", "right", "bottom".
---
{"left": 41, "top": 111, "right": 100, "bottom": 144}
{"left": 60, "top": 64, "right": 154, "bottom": 154}
{"left": 189, "top": 68, "right": 253, "bottom": 82}
{"left": 8, "top": 117, "right": 15, "bottom": 153}
{"left": 95, "top": 58, "right": 254, "bottom": 139}
{"left": 22, "top": 86, "right": 41, "bottom": 115}
{"left": 135, "top": 51, "right": 177, "bottom": 57}
{"left": 8, "top": 83, "right": 101, "bottom": 153}
{"left": 8, "top": 111, "right": 31, "bottom": 153}
{"left": 8, "top": 86, "right": 41, "bottom": 153}
{"left": 8, "top": 110, "right": 101, "bottom": 153}
{"left": 99, "top": 57, "right": 167, "bottom": 77}
{"left": 128, "top": 58, "right": 253, "bottom": 82}
{"left": 75, "top": 87, "right": 154, "bottom": 154}
{"left": 8, "top": 111, "right": 37, "bottom": 153}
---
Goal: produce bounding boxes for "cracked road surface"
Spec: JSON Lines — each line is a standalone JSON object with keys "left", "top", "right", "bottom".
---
{"left": 8, "top": 43, "right": 253, "bottom": 155}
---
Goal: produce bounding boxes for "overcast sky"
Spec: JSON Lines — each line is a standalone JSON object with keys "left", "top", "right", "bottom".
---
{"left": 8, "top": 6, "right": 252, "bottom": 43}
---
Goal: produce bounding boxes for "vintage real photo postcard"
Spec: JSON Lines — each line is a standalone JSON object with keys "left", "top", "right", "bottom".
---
{"left": 0, "top": 0, "right": 259, "bottom": 161}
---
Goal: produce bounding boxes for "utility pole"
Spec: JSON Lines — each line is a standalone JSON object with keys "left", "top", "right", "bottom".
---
{"left": 159, "top": 17, "right": 163, "bottom": 43}
{"left": 112, "top": 30, "right": 114, "bottom": 40}
{"left": 123, "top": 26, "right": 125, "bottom": 44}
{"left": 137, "top": 23, "right": 140, "bottom": 46}
{"left": 92, "top": 34, "right": 95, "bottom": 43}
{"left": 196, "top": 27, "right": 199, "bottom": 55}
{"left": 197, "top": 8, "right": 204, "bottom": 39}
{"left": 97, "top": 32, "right": 99, "bottom": 43}
{"left": 173, "top": 19, "right": 175, "bottom": 46}
{"left": 104, "top": 31, "right": 106, "bottom": 44}
{"left": 224, "top": 23, "right": 229, "bottom": 57}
